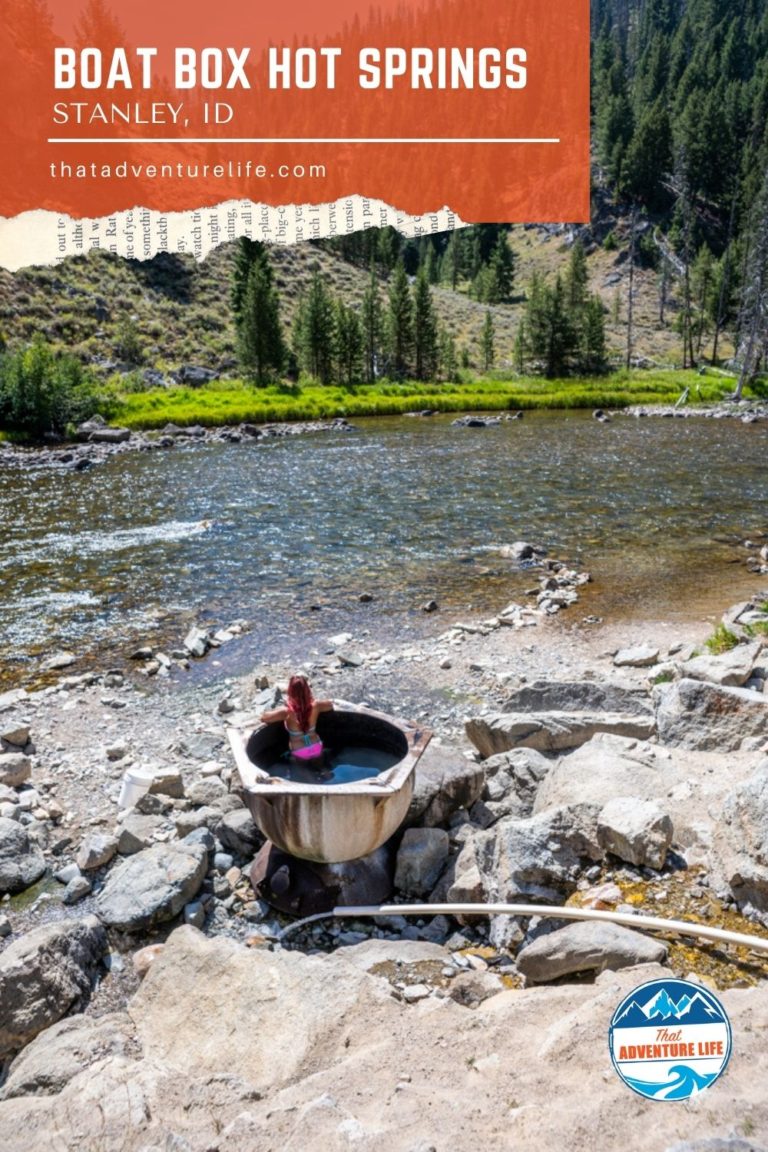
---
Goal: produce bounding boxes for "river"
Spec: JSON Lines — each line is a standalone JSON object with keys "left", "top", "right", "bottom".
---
{"left": 1, "top": 411, "right": 766, "bottom": 685}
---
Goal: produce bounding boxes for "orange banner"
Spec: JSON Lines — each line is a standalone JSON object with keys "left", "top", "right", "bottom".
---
{"left": 0, "top": 0, "right": 590, "bottom": 223}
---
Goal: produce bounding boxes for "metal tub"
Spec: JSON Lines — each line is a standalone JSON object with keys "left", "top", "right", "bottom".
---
{"left": 227, "top": 702, "right": 431, "bottom": 864}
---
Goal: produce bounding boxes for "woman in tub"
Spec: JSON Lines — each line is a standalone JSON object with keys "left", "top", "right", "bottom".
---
{"left": 261, "top": 674, "right": 333, "bottom": 762}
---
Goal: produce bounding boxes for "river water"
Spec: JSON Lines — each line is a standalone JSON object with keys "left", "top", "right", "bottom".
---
{"left": 1, "top": 411, "right": 766, "bottom": 684}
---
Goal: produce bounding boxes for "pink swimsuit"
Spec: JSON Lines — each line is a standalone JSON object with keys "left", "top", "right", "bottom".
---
{"left": 285, "top": 718, "right": 324, "bottom": 760}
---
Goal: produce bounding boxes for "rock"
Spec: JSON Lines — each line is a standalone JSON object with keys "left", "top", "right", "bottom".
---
{"left": 43, "top": 652, "right": 76, "bottom": 671}
{"left": 597, "top": 798, "right": 673, "bottom": 870}
{"left": 613, "top": 645, "right": 660, "bottom": 668}
{"left": 421, "top": 600, "right": 439, "bottom": 613}
{"left": 0, "top": 1012, "right": 134, "bottom": 1100}
{"left": 132, "top": 943, "right": 165, "bottom": 979}
{"left": 681, "top": 641, "right": 764, "bottom": 688}
{"left": 405, "top": 742, "right": 484, "bottom": 828}
{"left": 515, "top": 921, "right": 668, "bottom": 982}
{"left": 476, "top": 805, "right": 604, "bottom": 902}
{"left": 656, "top": 678, "right": 768, "bottom": 751}
{"left": 183, "top": 901, "right": 206, "bottom": 929}
{"left": 215, "top": 808, "right": 264, "bottom": 857}
{"left": 174, "top": 805, "right": 221, "bottom": 839}
{"left": 183, "top": 627, "right": 210, "bottom": 658}
{"left": 718, "top": 770, "right": 768, "bottom": 914}
{"left": 0, "top": 753, "right": 31, "bottom": 789}
{"left": 0, "top": 725, "right": 30, "bottom": 749}
{"left": 105, "top": 742, "right": 127, "bottom": 762}
{"left": 467, "top": 679, "right": 655, "bottom": 756}
{"left": 401, "top": 984, "right": 431, "bottom": 1003}
{"left": 394, "top": 829, "right": 450, "bottom": 896}
{"left": 88, "top": 427, "right": 131, "bottom": 444}
{"left": 0, "top": 818, "right": 47, "bottom": 895}
{"left": 442, "top": 838, "right": 486, "bottom": 904}
{"left": 534, "top": 734, "right": 671, "bottom": 814}
{"left": 481, "top": 747, "right": 552, "bottom": 820}
{"left": 117, "top": 812, "right": 164, "bottom": 855}
{"left": 448, "top": 971, "right": 503, "bottom": 1007}
{"left": 75, "top": 832, "right": 119, "bottom": 872}
{"left": 0, "top": 914, "right": 11, "bottom": 938}
{"left": 95, "top": 842, "right": 208, "bottom": 932}
{"left": 0, "top": 917, "right": 107, "bottom": 1058}
{"left": 62, "top": 875, "right": 92, "bottom": 904}
{"left": 187, "top": 777, "right": 228, "bottom": 806}
{"left": 499, "top": 541, "right": 545, "bottom": 562}
{"left": 147, "top": 767, "right": 185, "bottom": 799}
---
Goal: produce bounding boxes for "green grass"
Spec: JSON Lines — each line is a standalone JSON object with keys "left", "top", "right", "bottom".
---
{"left": 110, "top": 370, "right": 732, "bottom": 430}
{"left": 705, "top": 624, "right": 740, "bottom": 655}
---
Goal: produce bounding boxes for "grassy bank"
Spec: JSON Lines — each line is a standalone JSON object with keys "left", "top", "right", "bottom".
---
{"left": 111, "top": 370, "right": 734, "bottom": 430}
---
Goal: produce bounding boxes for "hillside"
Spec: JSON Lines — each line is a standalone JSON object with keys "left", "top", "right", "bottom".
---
{"left": 0, "top": 206, "right": 733, "bottom": 386}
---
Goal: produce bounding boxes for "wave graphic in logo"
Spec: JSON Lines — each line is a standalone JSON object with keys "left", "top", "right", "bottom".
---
{"left": 609, "top": 978, "right": 732, "bottom": 1102}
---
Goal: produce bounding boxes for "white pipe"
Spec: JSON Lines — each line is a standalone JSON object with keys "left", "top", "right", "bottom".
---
{"left": 277, "top": 901, "right": 768, "bottom": 955}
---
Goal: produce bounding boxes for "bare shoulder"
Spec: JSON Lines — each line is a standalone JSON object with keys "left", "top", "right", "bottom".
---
{"left": 260, "top": 706, "right": 288, "bottom": 724}
{"left": 317, "top": 699, "right": 334, "bottom": 712}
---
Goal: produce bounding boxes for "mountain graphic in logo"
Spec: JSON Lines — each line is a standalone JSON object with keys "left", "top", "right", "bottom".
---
{"left": 616, "top": 987, "right": 725, "bottom": 1028}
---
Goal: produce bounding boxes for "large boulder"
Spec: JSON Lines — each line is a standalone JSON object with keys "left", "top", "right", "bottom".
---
{"left": 466, "top": 681, "right": 654, "bottom": 757}
{"left": 681, "top": 641, "right": 764, "bottom": 688}
{"left": 0, "top": 1012, "right": 133, "bottom": 1100}
{"left": 534, "top": 734, "right": 669, "bottom": 814}
{"left": 474, "top": 804, "right": 604, "bottom": 902}
{"left": 0, "top": 917, "right": 107, "bottom": 1058}
{"left": 515, "top": 920, "right": 668, "bottom": 982}
{"left": 394, "top": 828, "right": 450, "bottom": 896}
{"left": 405, "top": 741, "right": 484, "bottom": 828}
{"left": 0, "top": 817, "right": 46, "bottom": 895}
{"left": 95, "top": 841, "right": 208, "bottom": 931}
{"left": 656, "top": 678, "right": 768, "bottom": 751}
{"left": 597, "top": 797, "right": 673, "bottom": 870}
{"left": 717, "top": 769, "right": 768, "bottom": 914}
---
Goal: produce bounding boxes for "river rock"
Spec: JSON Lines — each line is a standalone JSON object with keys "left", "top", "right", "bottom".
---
{"left": 95, "top": 841, "right": 208, "bottom": 932}
{"left": 448, "top": 970, "right": 503, "bottom": 1007}
{"left": 183, "top": 627, "right": 210, "bottom": 658}
{"left": 0, "top": 1012, "right": 134, "bottom": 1100}
{"left": 0, "top": 818, "right": 46, "bottom": 895}
{"left": 0, "top": 917, "right": 107, "bottom": 1058}
{"left": 0, "top": 753, "right": 31, "bottom": 789}
{"left": 466, "top": 680, "right": 655, "bottom": 757}
{"left": 681, "top": 641, "right": 764, "bottom": 688}
{"left": 405, "top": 742, "right": 484, "bottom": 828}
{"left": 717, "top": 769, "right": 768, "bottom": 915}
{"left": 613, "top": 645, "right": 660, "bottom": 668}
{"left": 394, "top": 828, "right": 450, "bottom": 896}
{"left": 473, "top": 804, "right": 604, "bottom": 903}
{"left": 656, "top": 678, "right": 768, "bottom": 751}
{"left": 597, "top": 798, "right": 673, "bottom": 870}
{"left": 89, "top": 427, "right": 131, "bottom": 444}
{"left": 75, "top": 832, "right": 119, "bottom": 872}
{"left": 147, "top": 767, "right": 185, "bottom": 799}
{"left": 62, "top": 875, "right": 92, "bottom": 904}
{"left": 515, "top": 921, "right": 668, "bottom": 982}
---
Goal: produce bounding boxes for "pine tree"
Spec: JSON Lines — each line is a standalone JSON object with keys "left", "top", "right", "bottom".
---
{"left": 386, "top": 261, "right": 414, "bottom": 379}
{"left": 413, "top": 269, "right": 439, "bottom": 381}
{"left": 488, "top": 232, "right": 515, "bottom": 303}
{"left": 238, "top": 255, "right": 286, "bottom": 385}
{"left": 334, "top": 301, "right": 364, "bottom": 387}
{"left": 231, "top": 238, "right": 266, "bottom": 327}
{"left": 734, "top": 164, "right": 768, "bottom": 399}
{"left": 295, "top": 272, "right": 336, "bottom": 383}
{"left": 482, "top": 310, "right": 495, "bottom": 371}
{"left": 565, "top": 240, "right": 588, "bottom": 311}
{"left": 361, "top": 263, "right": 382, "bottom": 383}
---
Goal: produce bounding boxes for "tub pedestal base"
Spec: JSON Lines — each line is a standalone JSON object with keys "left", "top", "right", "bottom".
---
{"left": 251, "top": 840, "right": 394, "bottom": 917}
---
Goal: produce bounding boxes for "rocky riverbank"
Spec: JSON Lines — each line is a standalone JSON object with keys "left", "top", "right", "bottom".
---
{"left": 1, "top": 588, "right": 768, "bottom": 1148}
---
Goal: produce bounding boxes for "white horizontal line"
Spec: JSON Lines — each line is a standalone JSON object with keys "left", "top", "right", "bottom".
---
{"left": 47, "top": 137, "right": 561, "bottom": 145}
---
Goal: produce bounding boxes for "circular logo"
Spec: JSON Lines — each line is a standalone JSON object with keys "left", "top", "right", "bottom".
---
{"left": 609, "top": 977, "right": 732, "bottom": 1101}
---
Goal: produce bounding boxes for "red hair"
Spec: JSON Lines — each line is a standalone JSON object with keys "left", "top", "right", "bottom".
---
{"left": 287, "top": 675, "right": 314, "bottom": 732}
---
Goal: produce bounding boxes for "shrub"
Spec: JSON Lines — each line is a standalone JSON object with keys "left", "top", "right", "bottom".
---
{"left": 0, "top": 337, "right": 108, "bottom": 437}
